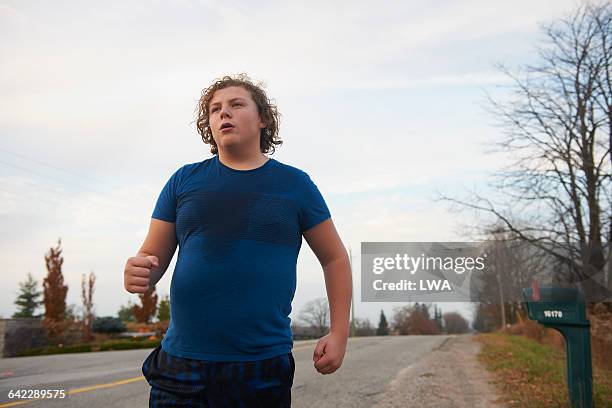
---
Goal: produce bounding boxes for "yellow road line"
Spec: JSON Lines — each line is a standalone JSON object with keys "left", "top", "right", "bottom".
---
{"left": 68, "top": 376, "right": 145, "bottom": 395}
{"left": 0, "top": 376, "right": 146, "bottom": 407}
{"left": 0, "top": 339, "right": 367, "bottom": 407}
{"left": 0, "top": 400, "right": 29, "bottom": 407}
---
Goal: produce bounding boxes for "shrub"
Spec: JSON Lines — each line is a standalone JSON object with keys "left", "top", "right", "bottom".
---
{"left": 92, "top": 316, "right": 127, "bottom": 334}
{"left": 19, "top": 343, "right": 93, "bottom": 356}
{"left": 99, "top": 339, "right": 160, "bottom": 351}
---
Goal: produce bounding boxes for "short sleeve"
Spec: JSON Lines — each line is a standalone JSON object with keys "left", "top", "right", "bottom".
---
{"left": 152, "top": 166, "right": 184, "bottom": 222}
{"left": 299, "top": 173, "right": 331, "bottom": 232}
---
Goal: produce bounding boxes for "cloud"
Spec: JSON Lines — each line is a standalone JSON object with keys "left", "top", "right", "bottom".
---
{"left": 0, "top": 2, "right": 24, "bottom": 23}
{"left": 332, "top": 72, "right": 512, "bottom": 91}
{"left": 0, "top": 0, "right": 578, "bottom": 321}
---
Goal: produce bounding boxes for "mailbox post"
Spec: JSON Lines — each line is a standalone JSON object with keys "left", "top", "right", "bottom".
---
{"left": 522, "top": 287, "right": 593, "bottom": 408}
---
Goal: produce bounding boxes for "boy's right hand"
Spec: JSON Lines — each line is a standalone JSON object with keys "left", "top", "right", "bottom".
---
{"left": 124, "top": 255, "right": 159, "bottom": 293}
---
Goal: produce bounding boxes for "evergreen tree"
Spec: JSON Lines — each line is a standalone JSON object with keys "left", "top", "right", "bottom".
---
{"left": 420, "top": 303, "right": 430, "bottom": 320}
{"left": 12, "top": 273, "right": 42, "bottom": 318}
{"left": 117, "top": 301, "right": 136, "bottom": 322}
{"left": 433, "top": 305, "right": 444, "bottom": 331}
{"left": 376, "top": 309, "right": 389, "bottom": 335}
{"left": 157, "top": 295, "right": 170, "bottom": 322}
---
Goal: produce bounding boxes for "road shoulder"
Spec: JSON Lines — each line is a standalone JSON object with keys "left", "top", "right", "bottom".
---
{"left": 371, "top": 335, "right": 506, "bottom": 408}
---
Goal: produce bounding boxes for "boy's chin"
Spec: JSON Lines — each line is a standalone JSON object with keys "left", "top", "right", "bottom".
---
{"left": 217, "top": 135, "right": 242, "bottom": 148}
{"left": 218, "top": 135, "right": 259, "bottom": 152}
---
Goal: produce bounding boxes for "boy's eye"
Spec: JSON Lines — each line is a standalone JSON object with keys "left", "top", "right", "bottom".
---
{"left": 210, "top": 103, "right": 241, "bottom": 113}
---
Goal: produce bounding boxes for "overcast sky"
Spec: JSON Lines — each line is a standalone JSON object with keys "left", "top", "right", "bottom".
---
{"left": 0, "top": 0, "right": 580, "bottom": 326}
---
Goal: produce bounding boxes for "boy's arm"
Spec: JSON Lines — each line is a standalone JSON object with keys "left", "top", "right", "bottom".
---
{"left": 303, "top": 218, "right": 352, "bottom": 375}
{"left": 137, "top": 218, "right": 178, "bottom": 288}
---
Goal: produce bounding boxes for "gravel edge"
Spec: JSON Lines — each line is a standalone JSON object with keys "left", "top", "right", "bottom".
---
{"left": 370, "top": 335, "right": 506, "bottom": 408}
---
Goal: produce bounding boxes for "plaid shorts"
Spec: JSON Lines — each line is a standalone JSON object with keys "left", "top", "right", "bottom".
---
{"left": 142, "top": 345, "right": 295, "bottom": 408}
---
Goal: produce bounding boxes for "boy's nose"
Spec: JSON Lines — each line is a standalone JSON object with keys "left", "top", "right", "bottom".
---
{"left": 220, "top": 107, "right": 232, "bottom": 119}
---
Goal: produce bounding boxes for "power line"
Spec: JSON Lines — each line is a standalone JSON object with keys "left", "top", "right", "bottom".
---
{"left": 0, "top": 147, "right": 105, "bottom": 185}
{"left": 0, "top": 186, "right": 65, "bottom": 209}
{"left": 0, "top": 162, "right": 154, "bottom": 216}
{"left": 0, "top": 181, "right": 147, "bottom": 218}
{"left": 0, "top": 159, "right": 111, "bottom": 196}
{"left": 0, "top": 147, "right": 157, "bottom": 202}
{"left": 0, "top": 147, "right": 168, "bottom": 217}
{"left": 0, "top": 158, "right": 157, "bottom": 202}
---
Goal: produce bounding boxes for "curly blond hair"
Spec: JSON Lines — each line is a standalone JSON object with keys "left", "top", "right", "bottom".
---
{"left": 195, "top": 73, "right": 282, "bottom": 155}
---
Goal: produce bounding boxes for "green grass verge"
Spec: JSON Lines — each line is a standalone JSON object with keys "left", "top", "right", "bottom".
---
{"left": 477, "top": 332, "right": 612, "bottom": 408}
{"left": 18, "top": 338, "right": 161, "bottom": 356}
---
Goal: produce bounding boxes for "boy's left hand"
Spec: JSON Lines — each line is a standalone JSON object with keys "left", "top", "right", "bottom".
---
{"left": 313, "top": 332, "right": 348, "bottom": 375}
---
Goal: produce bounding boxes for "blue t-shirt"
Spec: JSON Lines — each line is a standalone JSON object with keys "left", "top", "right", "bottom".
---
{"left": 152, "top": 155, "right": 331, "bottom": 361}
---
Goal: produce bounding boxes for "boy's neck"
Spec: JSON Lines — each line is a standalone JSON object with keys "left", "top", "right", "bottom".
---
{"left": 217, "top": 149, "right": 269, "bottom": 171}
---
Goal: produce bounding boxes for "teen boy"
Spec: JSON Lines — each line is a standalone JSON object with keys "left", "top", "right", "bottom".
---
{"left": 123, "top": 74, "right": 352, "bottom": 407}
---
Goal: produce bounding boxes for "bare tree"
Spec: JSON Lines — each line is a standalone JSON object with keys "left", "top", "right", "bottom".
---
{"left": 353, "top": 318, "right": 375, "bottom": 337}
{"left": 298, "top": 297, "right": 329, "bottom": 336}
{"left": 471, "top": 226, "right": 549, "bottom": 329}
{"left": 392, "top": 303, "right": 440, "bottom": 335}
{"left": 442, "top": 3, "right": 612, "bottom": 300}
{"left": 81, "top": 271, "right": 95, "bottom": 342}
{"left": 443, "top": 312, "right": 470, "bottom": 334}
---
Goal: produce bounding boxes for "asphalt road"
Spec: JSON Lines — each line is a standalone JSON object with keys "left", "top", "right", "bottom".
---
{"left": 0, "top": 336, "right": 451, "bottom": 407}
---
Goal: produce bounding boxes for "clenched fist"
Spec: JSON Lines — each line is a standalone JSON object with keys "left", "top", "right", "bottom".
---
{"left": 124, "top": 255, "right": 159, "bottom": 293}
{"left": 313, "top": 332, "right": 347, "bottom": 375}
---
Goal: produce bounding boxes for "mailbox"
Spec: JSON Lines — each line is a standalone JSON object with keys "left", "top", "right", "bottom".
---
{"left": 522, "top": 287, "right": 592, "bottom": 408}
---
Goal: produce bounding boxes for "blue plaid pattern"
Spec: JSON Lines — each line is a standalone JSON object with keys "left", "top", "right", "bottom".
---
{"left": 142, "top": 345, "right": 295, "bottom": 407}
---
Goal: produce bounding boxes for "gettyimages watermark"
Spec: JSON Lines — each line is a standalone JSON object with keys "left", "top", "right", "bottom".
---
{"left": 361, "top": 242, "right": 612, "bottom": 302}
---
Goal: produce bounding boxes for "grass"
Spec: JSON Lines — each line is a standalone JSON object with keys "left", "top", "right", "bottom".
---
{"left": 18, "top": 338, "right": 161, "bottom": 356}
{"left": 477, "top": 332, "right": 612, "bottom": 407}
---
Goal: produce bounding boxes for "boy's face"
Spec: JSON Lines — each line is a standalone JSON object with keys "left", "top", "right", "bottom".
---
{"left": 208, "top": 86, "right": 266, "bottom": 154}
